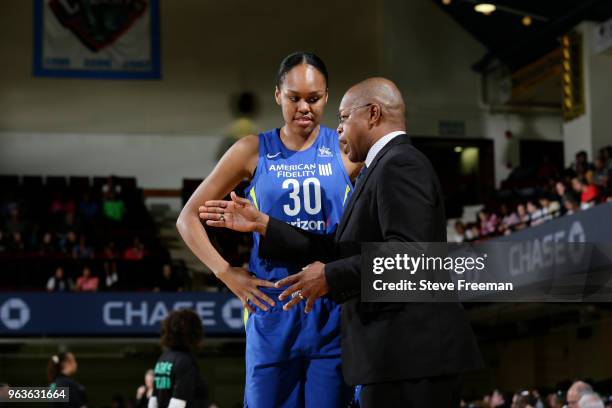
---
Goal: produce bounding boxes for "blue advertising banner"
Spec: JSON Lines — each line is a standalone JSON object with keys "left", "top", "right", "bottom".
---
{"left": 0, "top": 293, "right": 244, "bottom": 336}
{"left": 33, "top": 0, "right": 161, "bottom": 79}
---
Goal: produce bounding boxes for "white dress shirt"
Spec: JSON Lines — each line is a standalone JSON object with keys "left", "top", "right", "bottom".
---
{"left": 364, "top": 131, "right": 405, "bottom": 168}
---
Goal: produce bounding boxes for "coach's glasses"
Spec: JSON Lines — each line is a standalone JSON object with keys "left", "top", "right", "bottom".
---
{"left": 337, "top": 103, "right": 373, "bottom": 126}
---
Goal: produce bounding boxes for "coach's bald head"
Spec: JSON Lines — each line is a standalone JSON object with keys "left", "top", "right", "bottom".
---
{"left": 337, "top": 77, "right": 406, "bottom": 163}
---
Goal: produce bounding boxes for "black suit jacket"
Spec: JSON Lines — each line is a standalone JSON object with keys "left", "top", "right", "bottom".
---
{"left": 260, "top": 134, "right": 483, "bottom": 385}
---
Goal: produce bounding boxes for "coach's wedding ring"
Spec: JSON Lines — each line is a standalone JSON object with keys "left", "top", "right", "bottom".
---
{"left": 219, "top": 214, "right": 225, "bottom": 221}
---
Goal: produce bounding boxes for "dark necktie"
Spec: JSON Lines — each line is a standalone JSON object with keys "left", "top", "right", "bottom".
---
{"left": 354, "top": 165, "right": 368, "bottom": 189}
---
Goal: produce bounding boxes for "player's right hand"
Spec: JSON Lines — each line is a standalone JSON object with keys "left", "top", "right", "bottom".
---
{"left": 218, "top": 266, "right": 276, "bottom": 312}
{"left": 199, "top": 191, "right": 262, "bottom": 233}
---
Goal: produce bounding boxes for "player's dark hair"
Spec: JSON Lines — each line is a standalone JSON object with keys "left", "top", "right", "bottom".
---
{"left": 47, "top": 352, "right": 70, "bottom": 383}
{"left": 276, "top": 51, "right": 328, "bottom": 89}
{"left": 160, "top": 309, "right": 203, "bottom": 352}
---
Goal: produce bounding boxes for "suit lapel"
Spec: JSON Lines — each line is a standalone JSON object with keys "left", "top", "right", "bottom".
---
{"left": 335, "top": 134, "right": 410, "bottom": 239}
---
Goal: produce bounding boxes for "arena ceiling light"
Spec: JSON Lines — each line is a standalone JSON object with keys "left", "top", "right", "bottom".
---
{"left": 474, "top": 3, "right": 496, "bottom": 15}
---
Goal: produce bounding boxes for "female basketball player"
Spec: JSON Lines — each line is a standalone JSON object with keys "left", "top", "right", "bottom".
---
{"left": 176, "top": 51, "right": 360, "bottom": 407}
{"left": 47, "top": 352, "right": 87, "bottom": 408}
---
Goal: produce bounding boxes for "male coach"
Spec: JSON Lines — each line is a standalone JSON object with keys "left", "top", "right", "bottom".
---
{"left": 201, "top": 77, "right": 483, "bottom": 407}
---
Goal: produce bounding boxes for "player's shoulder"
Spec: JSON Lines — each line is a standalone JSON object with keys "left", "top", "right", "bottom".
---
{"left": 224, "top": 134, "right": 259, "bottom": 160}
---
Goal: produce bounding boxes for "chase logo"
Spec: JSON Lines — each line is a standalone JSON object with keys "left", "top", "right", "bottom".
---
{"left": 0, "top": 298, "right": 31, "bottom": 330}
{"left": 318, "top": 146, "right": 333, "bottom": 158}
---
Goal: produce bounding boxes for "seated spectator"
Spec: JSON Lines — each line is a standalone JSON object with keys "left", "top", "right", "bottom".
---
{"left": 103, "top": 191, "right": 126, "bottom": 222}
{"left": 567, "top": 381, "right": 594, "bottom": 408}
{"left": 572, "top": 177, "right": 600, "bottom": 209}
{"left": 9, "top": 231, "right": 25, "bottom": 252}
{"left": 563, "top": 193, "right": 581, "bottom": 215}
{"left": 451, "top": 220, "right": 466, "bottom": 243}
{"left": 154, "top": 264, "right": 183, "bottom": 292}
{"left": 592, "top": 156, "right": 608, "bottom": 188}
{"left": 538, "top": 195, "right": 561, "bottom": 220}
{"left": 58, "top": 230, "right": 78, "bottom": 255}
{"left": 546, "top": 392, "right": 564, "bottom": 408}
{"left": 489, "top": 389, "right": 506, "bottom": 407}
{"left": 526, "top": 200, "right": 544, "bottom": 226}
{"left": 579, "top": 393, "right": 605, "bottom": 408}
{"left": 602, "top": 145, "right": 612, "bottom": 172}
{"left": 78, "top": 193, "right": 99, "bottom": 223}
{"left": 498, "top": 204, "right": 520, "bottom": 234}
{"left": 47, "top": 266, "right": 73, "bottom": 292}
{"left": 102, "top": 241, "right": 119, "bottom": 284}
{"left": 104, "top": 268, "right": 119, "bottom": 291}
{"left": 478, "top": 209, "right": 498, "bottom": 237}
{"left": 103, "top": 241, "right": 118, "bottom": 260}
{"left": 124, "top": 237, "right": 145, "bottom": 261}
{"left": 515, "top": 203, "right": 530, "bottom": 230}
{"left": 102, "top": 175, "right": 122, "bottom": 197}
{"left": 5, "top": 207, "right": 25, "bottom": 235}
{"left": 464, "top": 223, "right": 480, "bottom": 241}
{"left": 75, "top": 266, "right": 99, "bottom": 292}
{"left": 72, "top": 236, "right": 94, "bottom": 260}
{"left": 39, "top": 232, "right": 58, "bottom": 256}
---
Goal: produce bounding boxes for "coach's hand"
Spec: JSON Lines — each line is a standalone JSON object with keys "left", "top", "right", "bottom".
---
{"left": 199, "top": 191, "right": 269, "bottom": 234}
{"left": 275, "top": 262, "right": 329, "bottom": 313}
{"left": 218, "top": 266, "right": 276, "bottom": 313}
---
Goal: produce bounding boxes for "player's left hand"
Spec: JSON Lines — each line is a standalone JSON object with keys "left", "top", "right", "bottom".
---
{"left": 275, "top": 261, "right": 329, "bottom": 313}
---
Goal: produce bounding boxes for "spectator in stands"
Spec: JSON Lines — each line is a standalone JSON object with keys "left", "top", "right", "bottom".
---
{"left": 602, "top": 146, "right": 612, "bottom": 172}
{"left": 102, "top": 175, "right": 122, "bottom": 197}
{"left": 498, "top": 204, "right": 520, "bottom": 234}
{"left": 40, "top": 231, "right": 58, "bottom": 256}
{"left": 9, "top": 231, "right": 25, "bottom": 252}
{"left": 567, "top": 381, "right": 594, "bottom": 408}
{"left": 47, "top": 266, "right": 73, "bottom": 292}
{"left": 538, "top": 195, "right": 561, "bottom": 221}
{"left": 489, "top": 389, "right": 506, "bottom": 407}
{"left": 571, "top": 177, "right": 600, "bottom": 209}
{"left": 47, "top": 352, "right": 88, "bottom": 408}
{"left": 465, "top": 223, "right": 480, "bottom": 241}
{"left": 5, "top": 207, "right": 25, "bottom": 235}
{"left": 72, "top": 236, "right": 94, "bottom": 260}
{"left": 515, "top": 203, "right": 530, "bottom": 230}
{"left": 78, "top": 193, "right": 99, "bottom": 224}
{"left": 103, "top": 267, "right": 119, "bottom": 291}
{"left": 135, "top": 369, "right": 154, "bottom": 408}
{"left": 49, "top": 193, "right": 76, "bottom": 226}
{"left": 546, "top": 392, "right": 564, "bottom": 408}
{"left": 570, "top": 151, "right": 593, "bottom": 178}
{"left": 526, "top": 200, "right": 544, "bottom": 226}
{"left": 478, "top": 209, "right": 498, "bottom": 237}
{"left": 154, "top": 264, "right": 183, "bottom": 292}
{"left": 59, "top": 230, "right": 78, "bottom": 255}
{"left": 103, "top": 191, "right": 126, "bottom": 223}
{"left": 0, "top": 383, "right": 9, "bottom": 400}
{"left": 563, "top": 193, "right": 581, "bottom": 215}
{"left": 75, "top": 266, "right": 99, "bottom": 292}
{"left": 579, "top": 393, "right": 605, "bottom": 408}
{"left": 124, "top": 237, "right": 145, "bottom": 260}
{"left": 452, "top": 220, "right": 466, "bottom": 243}
{"left": 593, "top": 156, "right": 608, "bottom": 188}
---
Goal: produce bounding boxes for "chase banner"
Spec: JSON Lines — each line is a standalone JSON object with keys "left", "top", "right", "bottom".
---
{"left": 33, "top": 0, "right": 161, "bottom": 79}
{"left": 0, "top": 293, "right": 244, "bottom": 336}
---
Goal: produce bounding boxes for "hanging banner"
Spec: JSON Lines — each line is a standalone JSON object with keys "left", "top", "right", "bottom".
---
{"left": 33, "top": 0, "right": 161, "bottom": 79}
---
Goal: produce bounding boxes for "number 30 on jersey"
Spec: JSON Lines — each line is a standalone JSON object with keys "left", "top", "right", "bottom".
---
{"left": 282, "top": 177, "right": 322, "bottom": 216}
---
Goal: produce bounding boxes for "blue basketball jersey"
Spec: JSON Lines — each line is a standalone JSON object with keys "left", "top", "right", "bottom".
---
{"left": 246, "top": 126, "right": 352, "bottom": 281}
